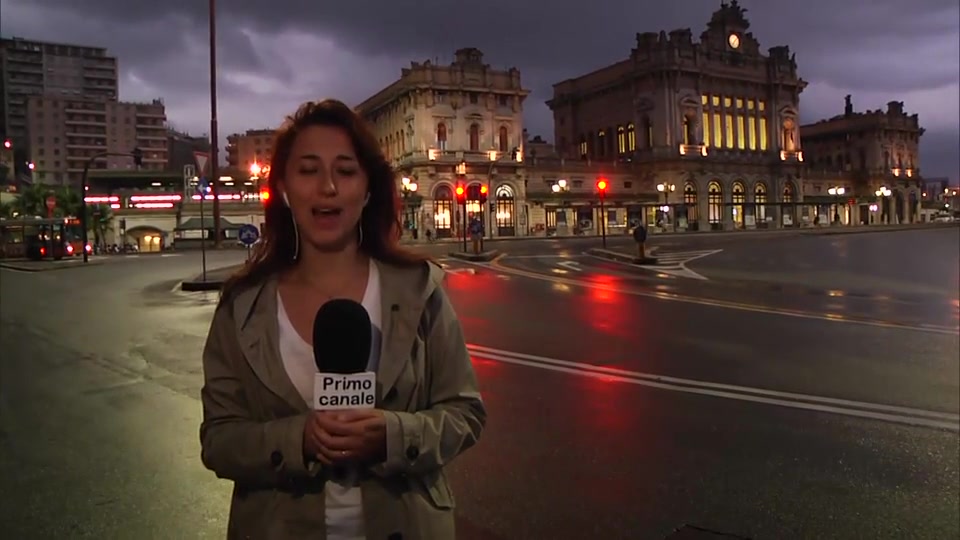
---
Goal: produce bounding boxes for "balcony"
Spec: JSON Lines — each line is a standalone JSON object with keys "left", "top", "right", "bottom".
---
{"left": 678, "top": 144, "right": 707, "bottom": 157}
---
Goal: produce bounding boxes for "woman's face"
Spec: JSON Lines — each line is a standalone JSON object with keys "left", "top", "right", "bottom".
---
{"left": 279, "top": 125, "right": 369, "bottom": 252}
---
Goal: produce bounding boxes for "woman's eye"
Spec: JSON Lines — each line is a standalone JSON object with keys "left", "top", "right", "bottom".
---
{"left": 298, "top": 168, "right": 318, "bottom": 175}
{"left": 337, "top": 169, "right": 358, "bottom": 177}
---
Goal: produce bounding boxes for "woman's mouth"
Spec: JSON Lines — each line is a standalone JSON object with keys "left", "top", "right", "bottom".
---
{"left": 310, "top": 206, "right": 343, "bottom": 228}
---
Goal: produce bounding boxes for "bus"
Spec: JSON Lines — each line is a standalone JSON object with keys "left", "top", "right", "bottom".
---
{"left": 0, "top": 217, "right": 90, "bottom": 260}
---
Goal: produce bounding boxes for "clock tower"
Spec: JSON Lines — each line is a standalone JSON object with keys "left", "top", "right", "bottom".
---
{"left": 701, "top": 0, "right": 755, "bottom": 54}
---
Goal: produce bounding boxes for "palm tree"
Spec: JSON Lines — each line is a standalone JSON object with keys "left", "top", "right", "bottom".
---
{"left": 9, "top": 184, "right": 114, "bottom": 247}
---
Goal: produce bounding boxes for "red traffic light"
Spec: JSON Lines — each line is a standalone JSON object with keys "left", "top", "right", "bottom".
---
{"left": 2, "top": 140, "right": 10, "bottom": 149}
{"left": 480, "top": 185, "right": 488, "bottom": 195}
{"left": 260, "top": 189, "right": 271, "bottom": 202}
{"left": 597, "top": 178, "right": 608, "bottom": 191}
{"left": 455, "top": 185, "right": 465, "bottom": 201}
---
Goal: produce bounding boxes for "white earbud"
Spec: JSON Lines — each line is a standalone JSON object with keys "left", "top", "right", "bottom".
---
{"left": 363, "top": 193, "right": 370, "bottom": 206}
{"left": 282, "top": 192, "right": 290, "bottom": 207}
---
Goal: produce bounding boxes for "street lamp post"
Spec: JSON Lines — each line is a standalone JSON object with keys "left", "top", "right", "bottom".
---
{"left": 400, "top": 176, "right": 419, "bottom": 239}
{"left": 80, "top": 148, "right": 142, "bottom": 263}
{"left": 209, "top": 0, "right": 222, "bottom": 247}
{"left": 875, "top": 186, "right": 891, "bottom": 224}
{"left": 827, "top": 186, "right": 846, "bottom": 224}
{"left": 551, "top": 179, "right": 569, "bottom": 236}
{"left": 657, "top": 182, "right": 676, "bottom": 231}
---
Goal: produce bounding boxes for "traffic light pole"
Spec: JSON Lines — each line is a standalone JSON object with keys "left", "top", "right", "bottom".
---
{"left": 460, "top": 198, "right": 467, "bottom": 253}
{"left": 80, "top": 149, "right": 142, "bottom": 263}
{"left": 598, "top": 190, "right": 607, "bottom": 249}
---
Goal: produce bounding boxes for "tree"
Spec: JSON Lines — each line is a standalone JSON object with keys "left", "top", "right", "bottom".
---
{"left": 7, "top": 184, "right": 113, "bottom": 246}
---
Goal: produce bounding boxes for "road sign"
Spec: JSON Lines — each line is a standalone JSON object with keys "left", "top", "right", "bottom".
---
{"left": 194, "top": 152, "right": 209, "bottom": 175}
{"left": 197, "top": 177, "right": 208, "bottom": 195}
{"left": 238, "top": 224, "right": 260, "bottom": 246}
{"left": 183, "top": 164, "right": 196, "bottom": 180}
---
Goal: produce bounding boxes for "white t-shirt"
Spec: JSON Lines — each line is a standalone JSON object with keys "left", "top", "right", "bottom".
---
{"left": 277, "top": 260, "right": 382, "bottom": 540}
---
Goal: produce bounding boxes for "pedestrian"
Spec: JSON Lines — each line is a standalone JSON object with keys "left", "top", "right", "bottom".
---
{"left": 199, "top": 99, "right": 486, "bottom": 540}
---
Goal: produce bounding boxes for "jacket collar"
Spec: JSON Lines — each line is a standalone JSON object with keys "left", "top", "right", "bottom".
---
{"left": 229, "top": 259, "right": 444, "bottom": 412}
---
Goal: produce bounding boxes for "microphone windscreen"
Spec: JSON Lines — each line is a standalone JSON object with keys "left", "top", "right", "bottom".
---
{"left": 312, "top": 298, "right": 372, "bottom": 374}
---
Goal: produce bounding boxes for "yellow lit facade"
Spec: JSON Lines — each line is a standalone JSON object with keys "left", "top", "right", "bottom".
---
{"left": 701, "top": 94, "right": 769, "bottom": 152}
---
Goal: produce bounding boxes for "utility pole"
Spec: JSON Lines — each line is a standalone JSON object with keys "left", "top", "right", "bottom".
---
{"left": 209, "top": 0, "right": 222, "bottom": 247}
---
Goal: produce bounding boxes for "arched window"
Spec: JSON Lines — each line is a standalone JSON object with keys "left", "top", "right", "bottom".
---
{"left": 579, "top": 136, "right": 588, "bottom": 158}
{"left": 495, "top": 184, "right": 516, "bottom": 236}
{"left": 597, "top": 129, "right": 606, "bottom": 157}
{"left": 469, "top": 123, "right": 479, "bottom": 151}
{"left": 437, "top": 123, "right": 447, "bottom": 151}
{"left": 617, "top": 126, "right": 626, "bottom": 154}
{"left": 732, "top": 181, "right": 746, "bottom": 228}
{"left": 498, "top": 126, "right": 509, "bottom": 153}
{"left": 708, "top": 181, "right": 723, "bottom": 225}
{"left": 755, "top": 182, "right": 768, "bottom": 222}
{"left": 433, "top": 185, "right": 454, "bottom": 238}
{"left": 626, "top": 123, "right": 636, "bottom": 152}
{"left": 683, "top": 182, "right": 698, "bottom": 224}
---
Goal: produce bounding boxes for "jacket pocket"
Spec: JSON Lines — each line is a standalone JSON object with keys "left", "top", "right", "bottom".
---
{"left": 415, "top": 470, "right": 455, "bottom": 510}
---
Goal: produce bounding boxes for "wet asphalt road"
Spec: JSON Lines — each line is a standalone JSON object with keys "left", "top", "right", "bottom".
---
{"left": 0, "top": 228, "right": 958, "bottom": 539}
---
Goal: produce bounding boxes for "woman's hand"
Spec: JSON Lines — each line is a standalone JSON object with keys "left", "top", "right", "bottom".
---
{"left": 309, "top": 410, "right": 387, "bottom": 466}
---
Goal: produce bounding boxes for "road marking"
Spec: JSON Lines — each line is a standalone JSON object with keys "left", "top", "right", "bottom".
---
{"left": 557, "top": 260, "right": 582, "bottom": 272}
{"left": 478, "top": 256, "right": 959, "bottom": 335}
{"left": 466, "top": 344, "right": 960, "bottom": 431}
{"left": 589, "top": 249, "right": 722, "bottom": 281}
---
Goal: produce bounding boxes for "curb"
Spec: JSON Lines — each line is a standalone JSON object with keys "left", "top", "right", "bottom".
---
{"left": 586, "top": 248, "right": 659, "bottom": 265}
{"left": 181, "top": 280, "right": 224, "bottom": 292}
{"left": 0, "top": 260, "right": 104, "bottom": 272}
{"left": 801, "top": 223, "right": 958, "bottom": 236}
{"left": 448, "top": 250, "right": 502, "bottom": 262}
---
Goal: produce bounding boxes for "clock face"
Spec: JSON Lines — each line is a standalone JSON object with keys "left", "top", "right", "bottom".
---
{"left": 728, "top": 33, "right": 741, "bottom": 49}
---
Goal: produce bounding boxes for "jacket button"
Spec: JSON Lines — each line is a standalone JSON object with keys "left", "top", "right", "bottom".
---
{"left": 405, "top": 445, "right": 419, "bottom": 460}
{"left": 270, "top": 450, "right": 284, "bottom": 468}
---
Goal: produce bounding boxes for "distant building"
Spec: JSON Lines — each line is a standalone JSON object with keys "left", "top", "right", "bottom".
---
{"left": 167, "top": 128, "right": 210, "bottom": 180}
{"left": 801, "top": 95, "right": 924, "bottom": 224}
{"left": 225, "top": 128, "right": 274, "bottom": 173}
{"left": 545, "top": 0, "right": 807, "bottom": 231}
{"left": 26, "top": 96, "right": 168, "bottom": 186}
{"left": 1, "top": 36, "right": 118, "bottom": 177}
{"left": 355, "top": 48, "right": 529, "bottom": 238}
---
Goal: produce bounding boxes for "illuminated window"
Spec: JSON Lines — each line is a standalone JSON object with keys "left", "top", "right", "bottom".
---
{"left": 708, "top": 181, "right": 722, "bottom": 224}
{"left": 724, "top": 97, "right": 732, "bottom": 108}
{"left": 684, "top": 182, "right": 699, "bottom": 224}
{"left": 748, "top": 117, "right": 757, "bottom": 150}
{"left": 597, "top": 129, "right": 606, "bottom": 157}
{"left": 617, "top": 126, "right": 626, "bottom": 153}
{"left": 702, "top": 112, "right": 710, "bottom": 147}
{"left": 759, "top": 117, "right": 768, "bottom": 150}
{"left": 736, "top": 115, "right": 745, "bottom": 149}
{"left": 712, "top": 96, "right": 720, "bottom": 107}
{"left": 626, "top": 123, "right": 636, "bottom": 151}
{"left": 755, "top": 182, "right": 768, "bottom": 222}
{"left": 644, "top": 118, "right": 653, "bottom": 148}
{"left": 724, "top": 114, "right": 734, "bottom": 148}
{"left": 579, "top": 137, "right": 587, "bottom": 158}
{"left": 712, "top": 113, "right": 722, "bottom": 147}
{"left": 731, "top": 182, "right": 745, "bottom": 227}
{"left": 758, "top": 100, "right": 766, "bottom": 112}
{"left": 701, "top": 94, "right": 709, "bottom": 105}
{"left": 747, "top": 99, "right": 755, "bottom": 111}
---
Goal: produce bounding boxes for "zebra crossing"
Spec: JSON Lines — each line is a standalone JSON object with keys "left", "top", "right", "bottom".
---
{"left": 636, "top": 249, "right": 722, "bottom": 280}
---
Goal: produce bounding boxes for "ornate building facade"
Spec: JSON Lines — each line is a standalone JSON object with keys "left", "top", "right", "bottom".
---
{"left": 800, "top": 96, "right": 925, "bottom": 225}
{"left": 356, "top": 48, "right": 529, "bottom": 238}
{"left": 545, "top": 1, "right": 807, "bottom": 230}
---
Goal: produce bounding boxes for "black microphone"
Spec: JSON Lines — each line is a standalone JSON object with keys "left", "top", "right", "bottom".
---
{"left": 311, "top": 299, "right": 376, "bottom": 410}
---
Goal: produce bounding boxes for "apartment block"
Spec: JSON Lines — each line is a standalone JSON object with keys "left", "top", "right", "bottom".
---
{"left": 225, "top": 128, "right": 275, "bottom": 173}
{"left": 27, "top": 96, "right": 167, "bottom": 186}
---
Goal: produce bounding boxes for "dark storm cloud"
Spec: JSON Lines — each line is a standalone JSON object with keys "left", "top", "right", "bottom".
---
{"left": 4, "top": 0, "right": 958, "bottom": 179}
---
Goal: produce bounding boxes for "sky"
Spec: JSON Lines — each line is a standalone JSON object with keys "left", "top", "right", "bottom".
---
{"left": 3, "top": 0, "right": 958, "bottom": 182}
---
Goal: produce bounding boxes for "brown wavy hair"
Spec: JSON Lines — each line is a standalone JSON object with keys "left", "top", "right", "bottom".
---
{"left": 222, "top": 99, "right": 427, "bottom": 299}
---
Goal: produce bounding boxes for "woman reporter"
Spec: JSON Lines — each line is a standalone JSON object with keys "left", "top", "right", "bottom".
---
{"left": 199, "top": 99, "right": 485, "bottom": 539}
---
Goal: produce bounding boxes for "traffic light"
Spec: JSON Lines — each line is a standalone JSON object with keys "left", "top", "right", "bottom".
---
{"left": 479, "top": 185, "right": 488, "bottom": 204}
{"left": 260, "top": 188, "right": 271, "bottom": 203}
{"left": 596, "top": 178, "right": 608, "bottom": 193}
{"left": 2, "top": 140, "right": 10, "bottom": 149}
{"left": 455, "top": 184, "right": 466, "bottom": 204}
